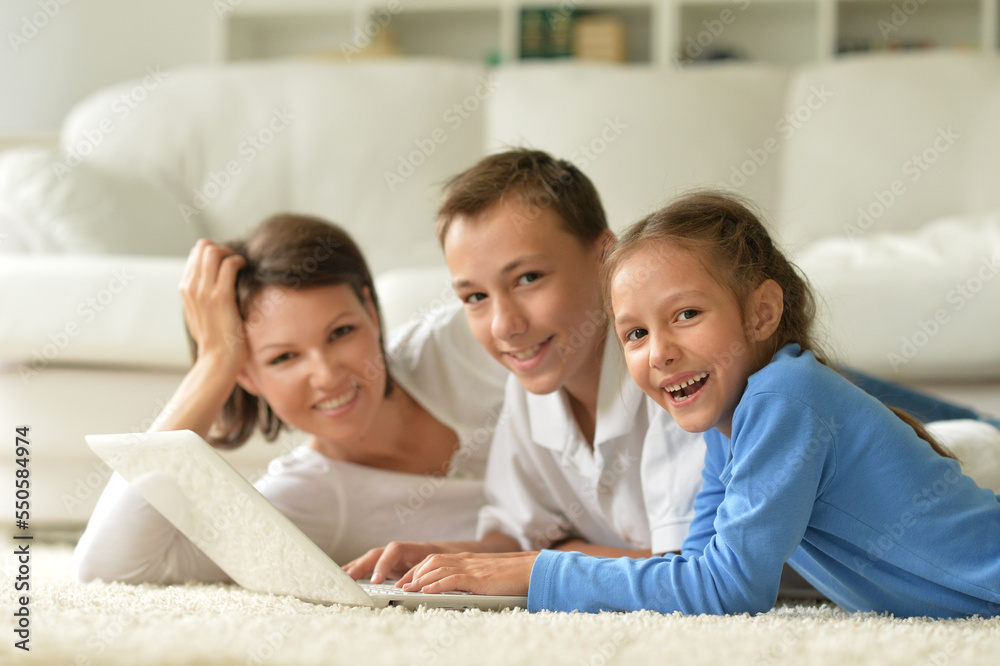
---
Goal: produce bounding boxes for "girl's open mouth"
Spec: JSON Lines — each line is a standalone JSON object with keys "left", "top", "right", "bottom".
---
{"left": 664, "top": 372, "right": 709, "bottom": 404}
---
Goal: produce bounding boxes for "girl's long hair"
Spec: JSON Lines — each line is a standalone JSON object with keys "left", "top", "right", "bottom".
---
{"left": 187, "top": 213, "right": 391, "bottom": 449}
{"left": 603, "top": 190, "right": 952, "bottom": 458}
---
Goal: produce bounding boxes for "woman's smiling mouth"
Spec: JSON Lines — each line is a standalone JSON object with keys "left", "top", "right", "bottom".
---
{"left": 314, "top": 385, "right": 360, "bottom": 411}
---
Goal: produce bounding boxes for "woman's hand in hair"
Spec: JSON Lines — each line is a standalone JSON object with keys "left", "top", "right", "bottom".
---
{"left": 179, "top": 239, "right": 248, "bottom": 373}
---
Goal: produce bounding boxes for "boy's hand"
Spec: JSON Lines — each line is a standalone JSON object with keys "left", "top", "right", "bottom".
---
{"left": 344, "top": 541, "right": 459, "bottom": 584}
{"left": 400, "top": 551, "right": 538, "bottom": 597}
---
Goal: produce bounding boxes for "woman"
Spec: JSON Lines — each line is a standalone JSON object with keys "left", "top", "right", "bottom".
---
{"left": 74, "top": 213, "right": 507, "bottom": 584}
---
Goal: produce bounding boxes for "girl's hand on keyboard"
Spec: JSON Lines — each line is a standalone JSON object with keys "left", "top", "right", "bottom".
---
{"left": 400, "top": 551, "right": 538, "bottom": 597}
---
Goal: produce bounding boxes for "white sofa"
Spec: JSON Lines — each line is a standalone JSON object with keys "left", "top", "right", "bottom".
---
{"left": 3, "top": 52, "right": 1000, "bottom": 527}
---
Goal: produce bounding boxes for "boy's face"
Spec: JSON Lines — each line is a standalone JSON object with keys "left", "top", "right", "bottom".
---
{"left": 444, "top": 198, "right": 608, "bottom": 400}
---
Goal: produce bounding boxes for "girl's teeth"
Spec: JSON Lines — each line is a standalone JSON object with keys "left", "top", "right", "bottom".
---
{"left": 315, "top": 386, "right": 358, "bottom": 410}
{"left": 666, "top": 371, "right": 709, "bottom": 392}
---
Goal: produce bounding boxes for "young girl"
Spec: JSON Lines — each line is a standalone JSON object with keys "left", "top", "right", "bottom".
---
{"left": 399, "top": 190, "right": 1000, "bottom": 618}
{"left": 74, "top": 214, "right": 507, "bottom": 584}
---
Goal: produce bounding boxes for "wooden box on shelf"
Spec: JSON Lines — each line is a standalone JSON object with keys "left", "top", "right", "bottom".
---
{"left": 573, "top": 13, "right": 627, "bottom": 62}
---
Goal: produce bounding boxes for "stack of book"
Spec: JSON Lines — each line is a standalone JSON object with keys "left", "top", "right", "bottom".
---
{"left": 520, "top": 8, "right": 626, "bottom": 62}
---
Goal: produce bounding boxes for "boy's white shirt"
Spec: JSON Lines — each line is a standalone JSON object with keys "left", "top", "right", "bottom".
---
{"left": 476, "top": 331, "right": 707, "bottom": 554}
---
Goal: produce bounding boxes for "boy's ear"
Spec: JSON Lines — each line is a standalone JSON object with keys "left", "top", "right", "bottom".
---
{"left": 596, "top": 229, "right": 617, "bottom": 263}
{"left": 750, "top": 279, "right": 783, "bottom": 342}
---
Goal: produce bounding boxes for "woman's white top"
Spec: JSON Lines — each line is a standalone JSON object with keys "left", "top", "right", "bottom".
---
{"left": 74, "top": 301, "right": 508, "bottom": 584}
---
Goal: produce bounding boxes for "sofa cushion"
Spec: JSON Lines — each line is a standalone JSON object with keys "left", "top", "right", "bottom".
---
{"left": 797, "top": 209, "right": 1000, "bottom": 381}
{"left": 0, "top": 254, "right": 188, "bottom": 372}
{"left": 775, "top": 51, "right": 1000, "bottom": 253}
{"left": 0, "top": 256, "right": 461, "bottom": 373}
{"left": 485, "top": 61, "right": 790, "bottom": 231}
{"left": 60, "top": 60, "right": 490, "bottom": 274}
{"left": 0, "top": 148, "right": 202, "bottom": 256}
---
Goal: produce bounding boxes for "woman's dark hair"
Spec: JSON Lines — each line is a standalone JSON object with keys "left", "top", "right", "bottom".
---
{"left": 603, "top": 190, "right": 953, "bottom": 458}
{"left": 189, "top": 213, "right": 391, "bottom": 449}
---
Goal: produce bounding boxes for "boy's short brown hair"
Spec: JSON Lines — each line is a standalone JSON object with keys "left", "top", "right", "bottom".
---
{"left": 436, "top": 149, "right": 608, "bottom": 247}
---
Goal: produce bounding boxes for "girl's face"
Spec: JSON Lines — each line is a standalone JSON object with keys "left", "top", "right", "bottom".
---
{"left": 444, "top": 199, "right": 611, "bottom": 401}
{"left": 236, "top": 284, "right": 385, "bottom": 451}
{"left": 610, "top": 242, "right": 781, "bottom": 437}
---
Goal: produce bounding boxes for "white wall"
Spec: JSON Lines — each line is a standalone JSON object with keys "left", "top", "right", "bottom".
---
{"left": 0, "top": 0, "right": 219, "bottom": 136}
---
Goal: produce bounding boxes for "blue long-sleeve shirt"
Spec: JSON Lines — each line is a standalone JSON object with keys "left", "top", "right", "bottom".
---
{"left": 528, "top": 345, "right": 1000, "bottom": 617}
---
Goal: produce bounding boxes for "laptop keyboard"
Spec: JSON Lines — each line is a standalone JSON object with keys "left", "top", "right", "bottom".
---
{"left": 360, "top": 582, "right": 472, "bottom": 596}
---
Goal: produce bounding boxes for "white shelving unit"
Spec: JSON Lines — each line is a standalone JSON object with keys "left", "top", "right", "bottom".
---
{"left": 218, "top": 0, "right": 1000, "bottom": 66}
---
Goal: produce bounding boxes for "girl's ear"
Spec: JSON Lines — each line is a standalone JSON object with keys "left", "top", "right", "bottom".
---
{"left": 235, "top": 367, "right": 260, "bottom": 396}
{"left": 749, "top": 279, "right": 784, "bottom": 342}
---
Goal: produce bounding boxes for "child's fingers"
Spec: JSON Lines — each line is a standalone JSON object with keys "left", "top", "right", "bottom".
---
{"left": 396, "top": 569, "right": 414, "bottom": 586}
{"left": 403, "top": 563, "right": 460, "bottom": 593}
{"left": 401, "top": 553, "right": 457, "bottom": 591}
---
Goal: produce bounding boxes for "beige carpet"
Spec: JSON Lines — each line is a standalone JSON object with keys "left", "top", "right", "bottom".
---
{"left": 3, "top": 540, "right": 998, "bottom": 665}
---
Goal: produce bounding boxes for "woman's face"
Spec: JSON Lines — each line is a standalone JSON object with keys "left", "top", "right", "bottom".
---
{"left": 235, "top": 284, "right": 385, "bottom": 451}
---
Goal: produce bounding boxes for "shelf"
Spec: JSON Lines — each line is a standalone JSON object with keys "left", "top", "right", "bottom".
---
{"left": 218, "top": 0, "right": 1000, "bottom": 66}
{"left": 392, "top": 8, "right": 503, "bottom": 62}
{"left": 677, "top": 0, "right": 821, "bottom": 66}
{"left": 837, "top": 0, "right": 983, "bottom": 55}
{"left": 225, "top": 11, "right": 358, "bottom": 61}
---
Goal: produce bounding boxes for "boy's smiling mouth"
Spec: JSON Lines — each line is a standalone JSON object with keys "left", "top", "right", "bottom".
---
{"left": 662, "top": 371, "right": 710, "bottom": 403}
{"left": 504, "top": 335, "right": 554, "bottom": 364}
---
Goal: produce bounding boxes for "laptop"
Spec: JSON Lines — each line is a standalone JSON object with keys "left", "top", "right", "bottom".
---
{"left": 86, "top": 430, "right": 527, "bottom": 611}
